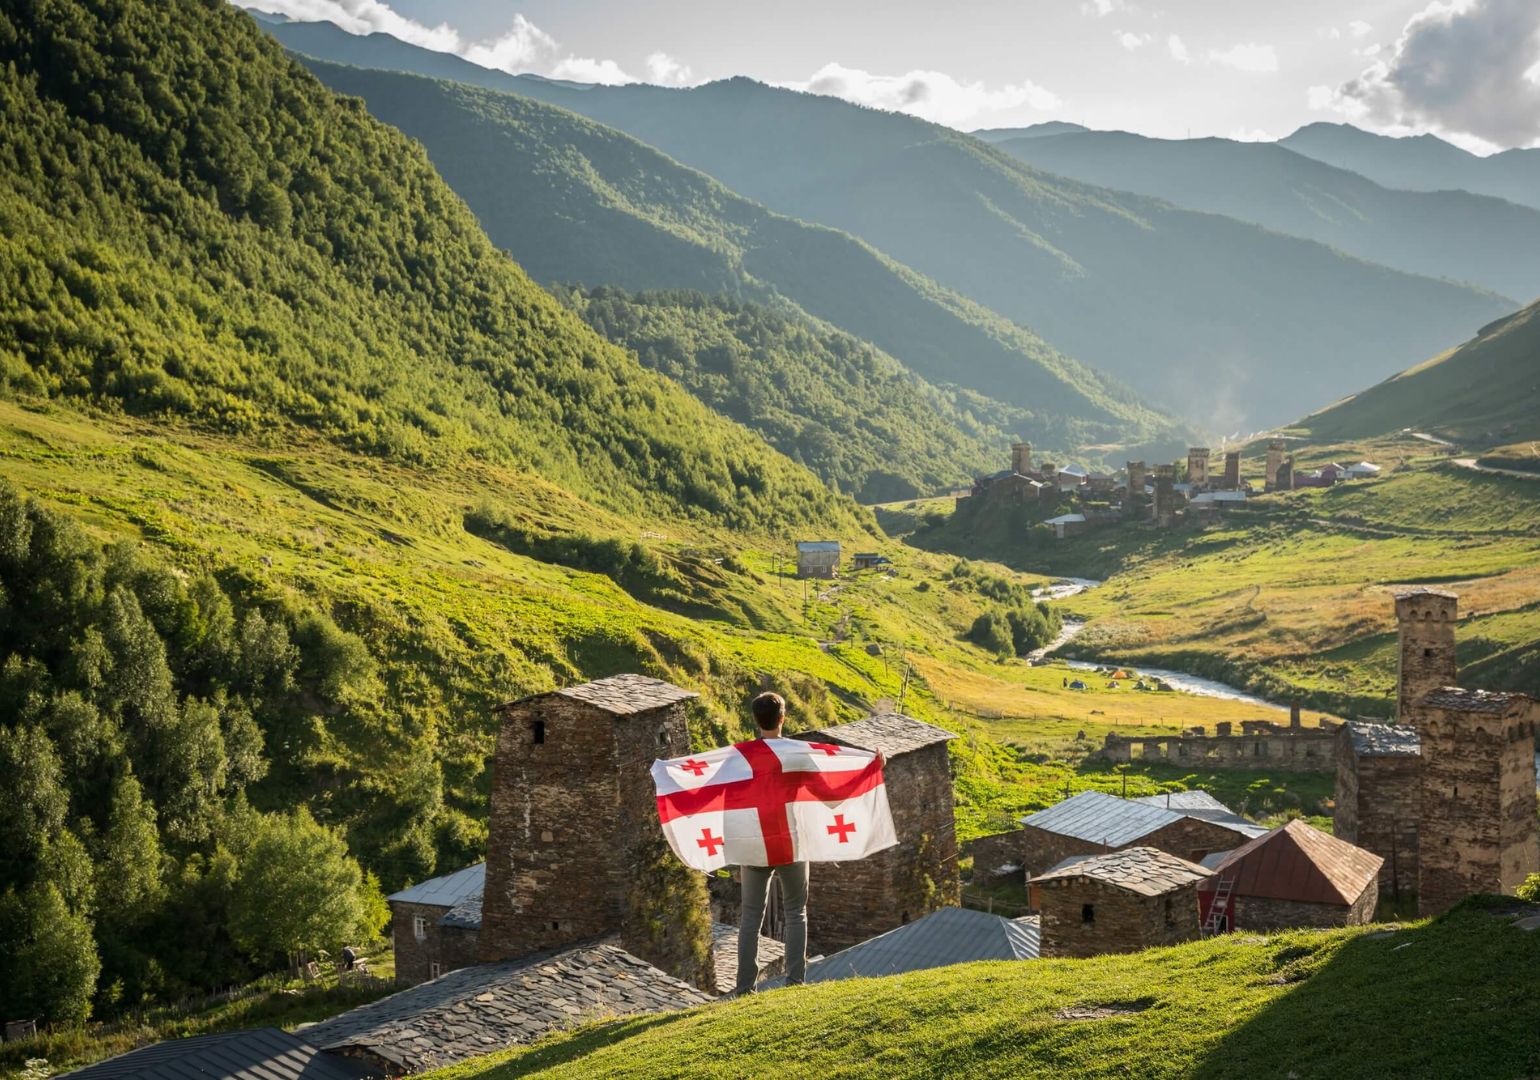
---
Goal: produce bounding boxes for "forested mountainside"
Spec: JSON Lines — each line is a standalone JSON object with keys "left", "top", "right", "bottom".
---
{"left": 293, "top": 60, "right": 1187, "bottom": 460}
{"left": 1301, "top": 299, "right": 1540, "bottom": 445}
{"left": 0, "top": 0, "right": 856, "bottom": 536}
{"left": 266, "top": 20, "right": 1514, "bottom": 430}
{"left": 557, "top": 287, "right": 1023, "bottom": 502}
{"left": 0, "top": 0, "right": 883, "bottom": 1023}
{"left": 1281, "top": 122, "right": 1540, "bottom": 214}
{"left": 995, "top": 131, "right": 1540, "bottom": 301}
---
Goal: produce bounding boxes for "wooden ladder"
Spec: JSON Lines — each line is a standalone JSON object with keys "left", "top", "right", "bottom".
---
{"left": 1203, "top": 874, "right": 1236, "bottom": 935}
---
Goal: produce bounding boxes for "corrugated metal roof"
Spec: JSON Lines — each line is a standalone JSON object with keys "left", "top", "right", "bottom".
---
{"left": 796, "top": 541, "right": 842, "bottom": 553}
{"left": 1032, "top": 846, "right": 1211, "bottom": 896}
{"left": 61, "top": 1028, "right": 376, "bottom": 1080}
{"left": 1020, "top": 791, "right": 1182, "bottom": 847}
{"left": 769, "top": 908, "right": 1038, "bottom": 986}
{"left": 1130, "top": 790, "right": 1231, "bottom": 813}
{"left": 799, "top": 713, "right": 956, "bottom": 756}
{"left": 1209, "top": 820, "right": 1382, "bottom": 906}
{"left": 386, "top": 862, "right": 484, "bottom": 907}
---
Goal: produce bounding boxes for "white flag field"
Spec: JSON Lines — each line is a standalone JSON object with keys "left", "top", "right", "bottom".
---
{"left": 651, "top": 738, "right": 898, "bottom": 871}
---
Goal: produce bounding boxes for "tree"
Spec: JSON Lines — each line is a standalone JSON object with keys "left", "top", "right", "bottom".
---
{"left": 228, "top": 809, "right": 385, "bottom": 966}
{"left": 91, "top": 772, "right": 163, "bottom": 930}
{"left": 0, "top": 881, "right": 101, "bottom": 1025}
{"left": 0, "top": 724, "right": 68, "bottom": 868}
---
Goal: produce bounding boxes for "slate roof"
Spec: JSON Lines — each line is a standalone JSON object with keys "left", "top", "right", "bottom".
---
{"left": 440, "top": 890, "right": 483, "bottom": 930}
{"left": 1032, "top": 846, "right": 1211, "bottom": 897}
{"left": 300, "top": 943, "right": 708, "bottom": 1075}
{"left": 1393, "top": 586, "right": 1458, "bottom": 600}
{"left": 61, "top": 1028, "right": 375, "bottom": 1080}
{"left": 387, "top": 862, "right": 484, "bottom": 909}
{"left": 765, "top": 908, "right": 1038, "bottom": 987}
{"left": 1419, "top": 687, "right": 1529, "bottom": 714}
{"left": 1207, "top": 820, "right": 1383, "bottom": 906}
{"left": 1020, "top": 790, "right": 1264, "bottom": 848}
{"left": 1344, "top": 721, "right": 1420, "bottom": 757}
{"left": 501, "top": 674, "right": 698, "bottom": 716}
{"left": 799, "top": 713, "right": 957, "bottom": 757}
{"left": 709, "top": 921, "right": 785, "bottom": 994}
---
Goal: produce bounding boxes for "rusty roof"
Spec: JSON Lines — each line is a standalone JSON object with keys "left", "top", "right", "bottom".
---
{"left": 799, "top": 713, "right": 956, "bottom": 756}
{"left": 1209, "top": 820, "right": 1382, "bottom": 906}
{"left": 1031, "top": 846, "right": 1211, "bottom": 897}
{"left": 1418, "top": 687, "right": 1529, "bottom": 715}
{"left": 500, "top": 674, "right": 698, "bottom": 716}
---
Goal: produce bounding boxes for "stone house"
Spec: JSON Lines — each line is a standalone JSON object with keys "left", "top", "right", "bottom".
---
{"left": 794, "top": 713, "right": 959, "bottom": 953}
{"left": 1334, "top": 721, "right": 1420, "bottom": 895}
{"left": 386, "top": 862, "right": 484, "bottom": 985}
{"left": 795, "top": 540, "right": 841, "bottom": 579}
{"left": 974, "top": 790, "right": 1265, "bottom": 889}
{"left": 1032, "top": 847, "right": 1210, "bottom": 958}
{"left": 479, "top": 675, "right": 711, "bottom": 984}
{"left": 1199, "top": 820, "right": 1382, "bottom": 931}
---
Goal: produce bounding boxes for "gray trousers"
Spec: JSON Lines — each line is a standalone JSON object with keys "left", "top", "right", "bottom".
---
{"left": 737, "top": 862, "right": 808, "bottom": 993}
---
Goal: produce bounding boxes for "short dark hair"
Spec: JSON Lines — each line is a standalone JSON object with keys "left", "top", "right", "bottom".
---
{"left": 751, "top": 691, "right": 786, "bottom": 730}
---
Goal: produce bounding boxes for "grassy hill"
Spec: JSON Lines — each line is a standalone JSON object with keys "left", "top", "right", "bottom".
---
{"left": 1282, "top": 122, "right": 1540, "bottom": 214}
{"left": 994, "top": 130, "right": 1540, "bottom": 301}
{"left": 1301, "top": 300, "right": 1540, "bottom": 445}
{"left": 285, "top": 60, "right": 1185, "bottom": 462}
{"left": 264, "top": 20, "right": 1515, "bottom": 431}
{"left": 423, "top": 899, "right": 1540, "bottom": 1079}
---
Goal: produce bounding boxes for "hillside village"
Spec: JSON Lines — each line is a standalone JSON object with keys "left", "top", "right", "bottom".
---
{"left": 2, "top": 1, "right": 1540, "bottom": 1078}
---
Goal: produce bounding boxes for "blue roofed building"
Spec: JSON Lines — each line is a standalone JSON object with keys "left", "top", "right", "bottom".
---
{"left": 387, "top": 862, "right": 485, "bottom": 985}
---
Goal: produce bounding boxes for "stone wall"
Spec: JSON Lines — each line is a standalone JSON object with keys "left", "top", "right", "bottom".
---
{"left": 1335, "top": 735, "right": 1420, "bottom": 895}
{"left": 807, "top": 742, "right": 959, "bottom": 953}
{"left": 1142, "top": 817, "right": 1253, "bottom": 865}
{"left": 390, "top": 902, "right": 481, "bottom": 985}
{"left": 1038, "top": 878, "right": 1202, "bottom": 958}
{"left": 479, "top": 692, "right": 710, "bottom": 981}
{"left": 1100, "top": 727, "right": 1337, "bottom": 773}
{"left": 1233, "top": 881, "right": 1377, "bottom": 932}
{"left": 1417, "top": 697, "right": 1539, "bottom": 916}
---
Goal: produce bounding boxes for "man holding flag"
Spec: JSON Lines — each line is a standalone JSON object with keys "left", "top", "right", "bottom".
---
{"left": 651, "top": 691, "right": 895, "bottom": 994}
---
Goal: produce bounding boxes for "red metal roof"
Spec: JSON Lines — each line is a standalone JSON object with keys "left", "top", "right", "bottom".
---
{"left": 1206, "top": 820, "right": 1382, "bottom": 906}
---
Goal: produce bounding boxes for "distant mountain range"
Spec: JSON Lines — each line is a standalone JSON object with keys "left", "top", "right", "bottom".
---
{"left": 971, "top": 122, "right": 1090, "bottom": 143}
{"left": 298, "top": 59, "right": 1185, "bottom": 465}
{"left": 1281, "top": 123, "right": 1540, "bottom": 215}
{"left": 263, "top": 20, "right": 1514, "bottom": 432}
{"left": 993, "top": 130, "right": 1540, "bottom": 302}
{"left": 1301, "top": 299, "right": 1540, "bottom": 446}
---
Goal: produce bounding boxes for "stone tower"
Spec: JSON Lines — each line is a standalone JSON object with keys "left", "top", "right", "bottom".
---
{"left": 1395, "top": 589, "right": 1458, "bottom": 726}
{"left": 1222, "top": 451, "right": 1241, "bottom": 490}
{"left": 1153, "top": 464, "right": 1176, "bottom": 527}
{"left": 1415, "top": 688, "right": 1539, "bottom": 915}
{"left": 1011, "top": 442, "right": 1033, "bottom": 475}
{"left": 1187, "top": 447, "right": 1211, "bottom": 488}
{"left": 1125, "top": 460, "right": 1147, "bottom": 495}
{"left": 1265, "top": 440, "right": 1286, "bottom": 490}
{"left": 480, "top": 675, "right": 710, "bottom": 981}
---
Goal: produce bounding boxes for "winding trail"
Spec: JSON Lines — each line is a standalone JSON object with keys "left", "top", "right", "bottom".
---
{"left": 1452, "top": 457, "right": 1540, "bottom": 482}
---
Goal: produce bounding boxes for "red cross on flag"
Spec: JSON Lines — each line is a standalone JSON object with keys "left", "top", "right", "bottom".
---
{"left": 651, "top": 738, "right": 898, "bottom": 871}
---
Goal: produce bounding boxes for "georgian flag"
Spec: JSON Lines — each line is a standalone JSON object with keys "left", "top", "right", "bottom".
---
{"left": 651, "top": 738, "right": 898, "bottom": 871}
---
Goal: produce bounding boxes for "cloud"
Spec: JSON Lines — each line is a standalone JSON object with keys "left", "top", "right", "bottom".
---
{"left": 1207, "top": 42, "right": 1279, "bottom": 73}
{"left": 1116, "top": 31, "right": 1153, "bottom": 51}
{"left": 1167, "top": 34, "right": 1191, "bottom": 63}
{"left": 792, "top": 63, "right": 1061, "bottom": 127}
{"left": 1228, "top": 127, "right": 1274, "bottom": 142}
{"left": 1330, "top": 0, "right": 1540, "bottom": 148}
{"left": 1349, "top": 20, "right": 1374, "bottom": 38}
{"left": 234, "top": 0, "right": 678, "bottom": 86}
{"left": 1080, "top": 0, "right": 1123, "bottom": 17}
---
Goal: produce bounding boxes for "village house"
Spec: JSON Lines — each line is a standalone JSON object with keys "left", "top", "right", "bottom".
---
{"left": 1032, "top": 847, "right": 1210, "bottom": 958}
{"left": 794, "top": 713, "right": 960, "bottom": 953}
{"left": 1198, "top": 820, "right": 1382, "bottom": 931}
{"left": 386, "top": 862, "right": 484, "bottom": 985}
{"left": 1334, "top": 721, "right": 1421, "bottom": 895}
{"left": 63, "top": 1028, "right": 375, "bottom": 1080}
{"left": 766, "top": 906, "right": 1038, "bottom": 986}
{"left": 795, "top": 540, "right": 841, "bottom": 579}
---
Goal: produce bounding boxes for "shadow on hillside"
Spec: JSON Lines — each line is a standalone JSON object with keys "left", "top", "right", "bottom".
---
{"left": 1188, "top": 899, "right": 1540, "bottom": 1080}
{"left": 460, "top": 1011, "right": 690, "bottom": 1078}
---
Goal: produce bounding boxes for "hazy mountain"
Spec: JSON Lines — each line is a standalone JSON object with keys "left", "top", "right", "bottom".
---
{"left": 1301, "top": 300, "right": 1540, "bottom": 445}
{"left": 1281, "top": 123, "right": 1540, "bottom": 214}
{"left": 994, "top": 130, "right": 1540, "bottom": 300}
{"left": 971, "top": 122, "right": 1090, "bottom": 143}
{"left": 297, "top": 59, "right": 1187, "bottom": 460}
{"left": 264, "top": 21, "right": 1513, "bottom": 430}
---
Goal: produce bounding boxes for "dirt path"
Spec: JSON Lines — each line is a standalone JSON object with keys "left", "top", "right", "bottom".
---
{"left": 1453, "top": 457, "right": 1540, "bottom": 482}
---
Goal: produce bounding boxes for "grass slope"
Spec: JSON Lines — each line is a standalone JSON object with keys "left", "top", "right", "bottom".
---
{"left": 264, "top": 21, "right": 1514, "bottom": 430}
{"left": 1302, "top": 300, "right": 1540, "bottom": 446}
{"left": 286, "top": 59, "right": 1184, "bottom": 460}
{"left": 995, "top": 130, "right": 1540, "bottom": 300}
{"left": 425, "top": 900, "right": 1540, "bottom": 1080}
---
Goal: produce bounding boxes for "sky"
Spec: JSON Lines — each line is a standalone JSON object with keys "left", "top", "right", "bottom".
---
{"left": 238, "top": 0, "right": 1540, "bottom": 153}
